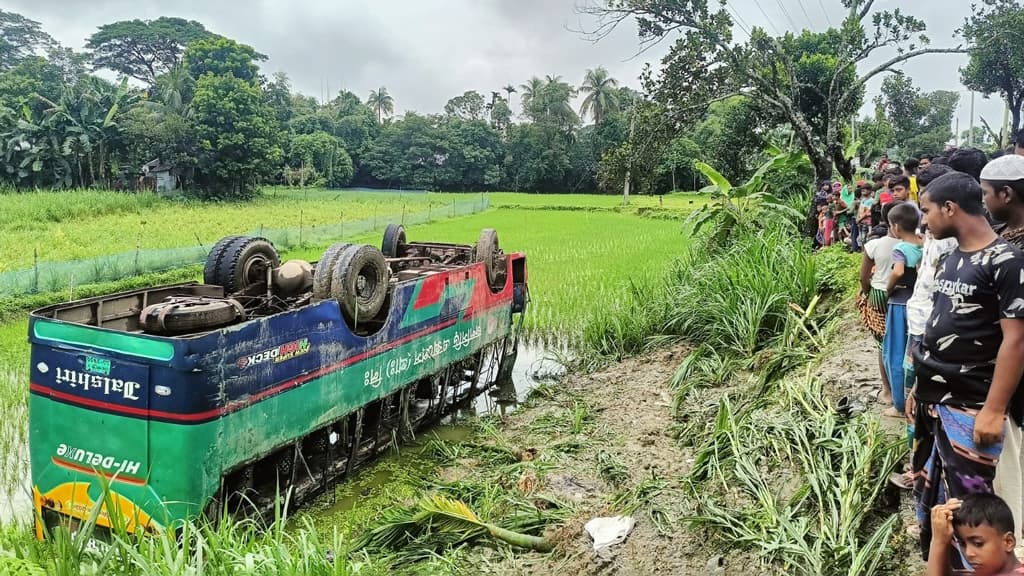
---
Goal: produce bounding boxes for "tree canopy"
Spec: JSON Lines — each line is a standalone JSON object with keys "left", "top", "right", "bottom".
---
{"left": 184, "top": 37, "right": 265, "bottom": 83}
{"left": 581, "top": 0, "right": 966, "bottom": 181}
{"left": 877, "top": 72, "right": 958, "bottom": 157}
{"left": 0, "top": 9, "right": 53, "bottom": 71}
{"left": 444, "top": 90, "right": 486, "bottom": 121}
{"left": 86, "top": 17, "right": 213, "bottom": 83}
{"left": 580, "top": 66, "right": 620, "bottom": 124}
{"left": 192, "top": 74, "right": 282, "bottom": 198}
{"left": 367, "top": 87, "right": 394, "bottom": 124}
{"left": 0, "top": 5, "right": 979, "bottom": 198}
{"left": 961, "top": 0, "right": 1024, "bottom": 138}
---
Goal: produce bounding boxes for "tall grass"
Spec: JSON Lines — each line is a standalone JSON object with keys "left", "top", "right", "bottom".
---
{"left": 685, "top": 375, "right": 905, "bottom": 575}
{"left": 663, "top": 227, "right": 818, "bottom": 356}
{"left": 0, "top": 492, "right": 379, "bottom": 575}
{"left": 582, "top": 224, "right": 821, "bottom": 365}
{"left": 578, "top": 212, "right": 903, "bottom": 573}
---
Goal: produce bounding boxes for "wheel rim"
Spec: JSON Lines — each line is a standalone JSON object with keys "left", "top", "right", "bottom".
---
{"left": 242, "top": 255, "right": 270, "bottom": 286}
{"left": 356, "top": 264, "right": 378, "bottom": 303}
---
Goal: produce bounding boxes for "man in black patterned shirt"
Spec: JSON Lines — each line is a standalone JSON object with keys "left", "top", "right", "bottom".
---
{"left": 911, "top": 172, "right": 1024, "bottom": 567}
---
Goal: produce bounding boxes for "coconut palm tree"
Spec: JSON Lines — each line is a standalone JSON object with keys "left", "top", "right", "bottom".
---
{"left": 367, "top": 86, "right": 394, "bottom": 124}
{"left": 154, "top": 65, "right": 194, "bottom": 115}
{"left": 502, "top": 83, "right": 517, "bottom": 109}
{"left": 579, "top": 67, "right": 620, "bottom": 125}
{"left": 541, "top": 75, "right": 577, "bottom": 127}
{"left": 518, "top": 77, "right": 545, "bottom": 114}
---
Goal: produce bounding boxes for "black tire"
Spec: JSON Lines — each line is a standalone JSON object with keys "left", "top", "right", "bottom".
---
{"left": 214, "top": 237, "right": 280, "bottom": 294}
{"left": 331, "top": 244, "right": 389, "bottom": 324}
{"left": 140, "top": 298, "right": 244, "bottom": 334}
{"left": 381, "top": 223, "right": 407, "bottom": 258}
{"left": 203, "top": 236, "right": 244, "bottom": 286}
{"left": 474, "top": 228, "right": 505, "bottom": 288}
{"left": 312, "top": 242, "right": 352, "bottom": 301}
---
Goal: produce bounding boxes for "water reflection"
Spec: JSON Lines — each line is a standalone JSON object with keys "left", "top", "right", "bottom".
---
{"left": 472, "top": 342, "right": 567, "bottom": 416}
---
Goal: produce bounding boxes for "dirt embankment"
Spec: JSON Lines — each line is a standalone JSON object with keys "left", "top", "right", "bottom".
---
{"left": 459, "top": 317, "right": 919, "bottom": 576}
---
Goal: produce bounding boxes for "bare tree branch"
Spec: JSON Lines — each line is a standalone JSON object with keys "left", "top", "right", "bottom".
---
{"left": 838, "top": 47, "right": 967, "bottom": 111}
{"left": 858, "top": 0, "right": 876, "bottom": 22}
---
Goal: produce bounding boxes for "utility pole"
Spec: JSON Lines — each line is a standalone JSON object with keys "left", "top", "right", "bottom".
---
{"left": 968, "top": 91, "right": 975, "bottom": 147}
{"left": 623, "top": 100, "right": 638, "bottom": 206}
{"left": 1003, "top": 101, "right": 1011, "bottom": 149}
{"left": 955, "top": 117, "right": 960, "bottom": 147}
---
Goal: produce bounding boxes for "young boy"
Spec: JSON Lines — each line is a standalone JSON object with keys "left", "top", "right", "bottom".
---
{"left": 858, "top": 186, "right": 875, "bottom": 242}
{"left": 890, "top": 174, "right": 918, "bottom": 208}
{"left": 882, "top": 203, "right": 923, "bottom": 419}
{"left": 898, "top": 164, "right": 957, "bottom": 482}
{"left": 815, "top": 203, "right": 828, "bottom": 247}
{"left": 827, "top": 190, "right": 847, "bottom": 246}
{"left": 928, "top": 494, "right": 1022, "bottom": 576}
{"left": 860, "top": 214, "right": 900, "bottom": 404}
{"left": 913, "top": 172, "right": 1024, "bottom": 568}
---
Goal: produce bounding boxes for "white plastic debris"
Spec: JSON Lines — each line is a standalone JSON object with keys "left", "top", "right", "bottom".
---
{"left": 584, "top": 515, "right": 636, "bottom": 551}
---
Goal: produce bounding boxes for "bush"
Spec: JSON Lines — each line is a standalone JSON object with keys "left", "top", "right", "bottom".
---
{"left": 581, "top": 223, "right": 821, "bottom": 362}
{"left": 814, "top": 245, "right": 861, "bottom": 296}
{"left": 662, "top": 225, "right": 818, "bottom": 356}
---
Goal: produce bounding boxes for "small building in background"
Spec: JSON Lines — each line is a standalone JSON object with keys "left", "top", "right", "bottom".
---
{"left": 142, "top": 159, "right": 180, "bottom": 195}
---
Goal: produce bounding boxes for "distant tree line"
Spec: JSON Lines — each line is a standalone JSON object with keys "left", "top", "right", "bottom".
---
{"left": 0, "top": 12, "right": 673, "bottom": 198}
{"left": 5, "top": 2, "right": 1020, "bottom": 198}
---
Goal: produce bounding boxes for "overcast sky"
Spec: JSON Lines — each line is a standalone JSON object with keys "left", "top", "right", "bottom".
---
{"left": 6, "top": 0, "right": 1004, "bottom": 139}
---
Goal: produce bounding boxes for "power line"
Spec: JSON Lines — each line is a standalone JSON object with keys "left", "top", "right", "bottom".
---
{"left": 751, "top": 0, "right": 782, "bottom": 35}
{"left": 775, "top": 0, "right": 801, "bottom": 31}
{"left": 723, "top": 0, "right": 753, "bottom": 38}
{"left": 794, "top": 0, "right": 816, "bottom": 29}
{"left": 817, "top": 0, "right": 833, "bottom": 26}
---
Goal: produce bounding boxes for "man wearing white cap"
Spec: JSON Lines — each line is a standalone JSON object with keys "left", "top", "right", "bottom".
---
{"left": 982, "top": 153, "right": 1024, "bottom": 553}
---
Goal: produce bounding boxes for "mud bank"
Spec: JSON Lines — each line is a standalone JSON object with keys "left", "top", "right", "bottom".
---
{"left": 452, "top": 318, "right": 920, "bottom": 575}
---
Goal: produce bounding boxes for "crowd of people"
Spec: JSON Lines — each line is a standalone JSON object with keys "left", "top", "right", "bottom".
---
{"left": 829, "top": 134, "right": 1024, "bottom": 575}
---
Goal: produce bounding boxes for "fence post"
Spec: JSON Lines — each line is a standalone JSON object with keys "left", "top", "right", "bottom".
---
{"left": 299, "top": 209, "right": 304, "bottom": 247}
{"left": 134, "top": 235, "right": 141, "bottom": 276}
{"left": 451, "top": 200, "right": 455, "bottom": 217}
{"left": 427, "top": 203, "right": 431, "bottom": 223}
{"left": 33, "top": 248, "right": 39, "bottom": 294}
{"left": 68, "top": 274, "right": 74, "bottom": 302}
{"left": 194, "top": 234, "right": 207, "bottom": 255}
{"left": 373, "top": 207, "right": 377, "bottom": 230}
{"left": 402, "top": 204, "right": 406, "bottom": 226}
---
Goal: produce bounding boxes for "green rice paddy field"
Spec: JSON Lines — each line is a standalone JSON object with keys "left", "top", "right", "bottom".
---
{"left": 0, "top": 188, "right": 703, "bottom": 269}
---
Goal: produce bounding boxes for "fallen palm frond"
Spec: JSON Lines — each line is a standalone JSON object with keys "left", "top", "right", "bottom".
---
{"left": 355, "top": 494, "right": 553, "bottom": 556}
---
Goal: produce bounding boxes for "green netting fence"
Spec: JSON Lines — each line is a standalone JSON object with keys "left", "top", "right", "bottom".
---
{"left": 0, "top": 196, "right": 489, "bottom": 297}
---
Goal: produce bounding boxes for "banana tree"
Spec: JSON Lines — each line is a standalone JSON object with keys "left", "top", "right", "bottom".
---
{"left": 686, "top": 147, "right": 808, "bottom": 248}
{"left": 36, "top": 76, "right": 131, "bottom": 187}
{"left": 2, "top": 105, "right": 73, "bottom": 187}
